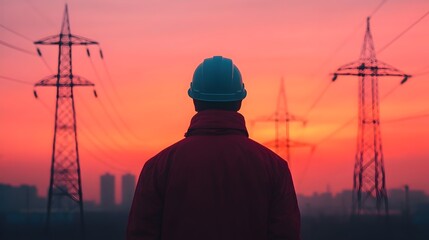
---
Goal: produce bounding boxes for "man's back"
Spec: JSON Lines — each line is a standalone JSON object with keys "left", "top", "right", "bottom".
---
{"left": 127, "top": 110, "right": 300, "bottom": 240}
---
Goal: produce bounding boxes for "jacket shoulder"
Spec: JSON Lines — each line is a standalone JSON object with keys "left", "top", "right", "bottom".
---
{"left": 143, "top": 138, "right": 187, "bottom": 168}
{"left": 247, "top": 138, "right": 287, "bottom": 159}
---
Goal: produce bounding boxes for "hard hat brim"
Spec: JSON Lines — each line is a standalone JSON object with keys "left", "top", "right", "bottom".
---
{"left": 188, "top": 88, "right": 247, "bottom": 102}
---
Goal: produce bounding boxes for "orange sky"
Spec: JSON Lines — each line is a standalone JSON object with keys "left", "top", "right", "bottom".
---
{"left": 0, "top": 0, "right": 428, "bottom": 203}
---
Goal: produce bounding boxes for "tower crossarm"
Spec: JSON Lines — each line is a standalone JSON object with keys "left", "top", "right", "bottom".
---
{"left": 284, "top": 114, "right": 307, "bottom": 125}
{"left": 250, "top": 113, "right": 276, "bottom": 124}
{"left": 332, "top": 59, "right": 411, "bottom": 82}
{"left": 252, "top": 112, "right": 306, "bottom": 125}
{"left": 35, "top": 74, "right": 95, "bottom": 87}
{"left": 289, "top": 139, "right": 315, "bottom": 150}
{"left": 263, "top": 138, "right": 314, "bottom": 149}
{"left": 34, "top": 34, "right": 98, "bottom": 46}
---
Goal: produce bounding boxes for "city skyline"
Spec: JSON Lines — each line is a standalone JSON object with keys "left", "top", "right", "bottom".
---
{"left": 2, "top": 180, "right": 428, "bottom": 215}
{"left": 0, "top": 172, "right": 137, "bottom": 205}
{"left": 2, "top": 180, "right": 427, "bottom": 239}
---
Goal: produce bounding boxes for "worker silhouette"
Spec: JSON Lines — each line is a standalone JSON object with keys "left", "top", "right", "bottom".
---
{"left": 127, "top": 56, "right": 301, "bottom": 240}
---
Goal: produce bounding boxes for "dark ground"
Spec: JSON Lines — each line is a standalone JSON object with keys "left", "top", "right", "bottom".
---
{"left": 1, "top": 212, "right": 428, "bottom": 240}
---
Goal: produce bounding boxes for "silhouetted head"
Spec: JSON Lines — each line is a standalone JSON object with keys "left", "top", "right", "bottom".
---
{"left": 192, "top": 99, "right": 242, "bottom": 112}
{"left": 188, "top": 56, "right": 246, "bottom": 112}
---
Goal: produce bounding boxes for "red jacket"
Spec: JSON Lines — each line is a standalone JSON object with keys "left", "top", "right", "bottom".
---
{"left": 127, "top": 110, "right": 301, "bottom": 240}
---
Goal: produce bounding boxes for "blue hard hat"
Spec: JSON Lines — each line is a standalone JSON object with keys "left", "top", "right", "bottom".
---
{"left": 188, "top": 56, "right": 247, "bottom": 102}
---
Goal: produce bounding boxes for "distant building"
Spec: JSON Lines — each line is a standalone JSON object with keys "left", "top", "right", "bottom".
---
{"left": 100, "top": 173, "right": 115, "bottom": 210}
{"left": 335, "top": 190, "right": 353, "bottom": 216}
{"left": 389, "top": 187, "right": 429, "bottom": 215}
{"left": 121, "top": 173, "right": 136, "bottom": 210}
{"left": 297, "top": 187, "right": 429, "bottom": 217}
{"left": 0, "top": 184, "right": 45, "bottom": 212}
{"left": 298, "top": 191, "right": 335, "bottom": 216}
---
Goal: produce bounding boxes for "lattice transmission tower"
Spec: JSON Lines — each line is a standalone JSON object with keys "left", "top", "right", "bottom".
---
{"left": 252, "top": 78, "right": 314, "bottom": 167}
{"left": 332, "top": 17, "right": 411, "bottom": 215}
{"left": 33, "top": 5, "right": 98, "bottom": 233}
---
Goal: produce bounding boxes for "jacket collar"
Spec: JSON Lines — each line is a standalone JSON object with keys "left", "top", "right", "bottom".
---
{"left": 185, "top": 110, "right": 249, "bottom": 137}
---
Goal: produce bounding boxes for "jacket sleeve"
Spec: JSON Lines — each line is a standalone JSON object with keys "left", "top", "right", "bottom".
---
{"left": 127, "top": 157, "right": 164, "bottom": 240}
{"left": 268, "top": 160, "right": 301, "bottom": 240}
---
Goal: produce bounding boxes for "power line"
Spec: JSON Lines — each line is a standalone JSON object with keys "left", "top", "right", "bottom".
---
{"left": 295, "top": 83, "right": 413, "bottom": 187}
{"left": 98, "top": 47, "right": 124, "bottom": 104}
{"left": 313, "top": 8, "right": 429, "bottom": 142}
{"left": 85, "top": 47, "right": 123, "bottom": 105}
{"left": 77, "top": 123, "right": 127, "bottom": 160}
{"left": 380, "top": 83, "right": 401, "bottom": 100}
{"left": 39, "top": 56, "right": 55, "bottom": 73}
{"left": 33, "top": 87, "right": 131, "bottom": 174}
{"left": 300, "top": 8, "right": 429, "bottom": 195}
{"left": 416, "top": 70, "right": 429, "bottom": 76}
{"left": 0, "top": 23, "right": 54, "bottom": 73}
{"left": 76, "top": 97, "right": 132, "bottom": 172}
{"left": 85, "top": 53, "right": 145, "bottom": 142}
{"left": 308, "top": 0, "right": 388, "bottom": 79}
{"left": 24, "top": 0, "right": 56, "bottom": 28}
{"left": 315, "top": 9, "right": 429, "bottom": 145}
{"left": 0, "top": 39, "right": 36, "bottom": 56}
{"left": 0, "top": 22, "right": 55, "bottom": 73}
{"left": 0, "top": 75, "right": 33, "bottom": 85}
{"left": 303, "top": 81, "right": 332, "bottom": 117}
{"left": 305, "top": 82, "right": 403, "bottom": 147}
{"left": 79, "top": 144, "right": 130, "bottom": 173}
{"left": 76, "top": 108, "right": 127, "bottom": 152}
{"left": 369, "top": 0, "right": 389, "bottom": 17}
{"left": 96, "top": 98, "right": 144, "bottom": 144}
{"left": 315, "top": 116, "right": 355, "bottom": 145}
{"left": 413, "top": 64, "right": 429, "bottom": 74}
{"left": 35, "top": 96, "right": 53, "bottom": 114}
{"left": 378, "top": 10, "right": 429, "bottom": 54}
{"left": 41, "top": 97, "right": 131, "bottom": 160}
{"left": 384, "top": 110, "right": 429, "bottom": 123}
{"left": 271, "top": 1, "right": 398, "bottom": 185}
{"left": 414, "top": 68, "right": 429, "bottom": 76}
{"left": 314, "top": 80, "right": 406, "bottom": 146}
{"left": 0, "top": 23, "right": 33, "bottom": 41}
{"left": 0, "top": 24, "right": 54, "bottom": 73}
{"left": 302, "top": 0, "right": 389, "bottom": 117}
{"left": 76, "top": 96, "right": 133, "bottom": 148}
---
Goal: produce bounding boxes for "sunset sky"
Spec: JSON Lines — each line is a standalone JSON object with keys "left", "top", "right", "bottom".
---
{"left": 0, "top": 0, "right": 428, "bottom": 204}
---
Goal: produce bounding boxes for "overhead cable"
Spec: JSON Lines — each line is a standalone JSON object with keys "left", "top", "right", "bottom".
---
{"left": 0, "top": 39, "right": 36, "bottom": 56}
{"left": 302, "top": 0, "right": 389, "bottom": 117}
{"left": 24, "top": 0, "right": 56, "bottom": 28}
{"left": 76, "top": 97, "right": 132, "bottom": 148}
{"left": 378, "top": 10, "right": 429, "bottom": 54}
{"left": 0, "top": 23, "right": 33, "bottom": 41}
{"left": 76, "top": 110, "right": 127, "bottom": 152}
{"left": 384, "top": 109, "right": 429, "bottom": 123}
{"left": 0, "top": 75, "right": 33, "bottom": 85}
{"left": 0, "top": 23, "right": 54, "bottom": 73}
{"left": 86, "top": 51, "right": 145, "bottom": 142}
{"left": 79, "top": 144, "right": 130, "bottom": 173}
{"left": 98, "top": 47, "right": 124, "bottom": 104}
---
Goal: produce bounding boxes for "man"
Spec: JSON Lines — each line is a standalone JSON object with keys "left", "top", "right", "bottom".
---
{"left": 127, "top": 56, "right": 301, "bottom": 240}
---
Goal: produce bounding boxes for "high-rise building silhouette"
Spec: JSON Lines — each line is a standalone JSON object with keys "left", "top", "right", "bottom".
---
{"left": 121, "top": 173, "right": 136, "bottom": 209}
{"left": 100, "top": 173, "right": 115, "bottom": 210}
